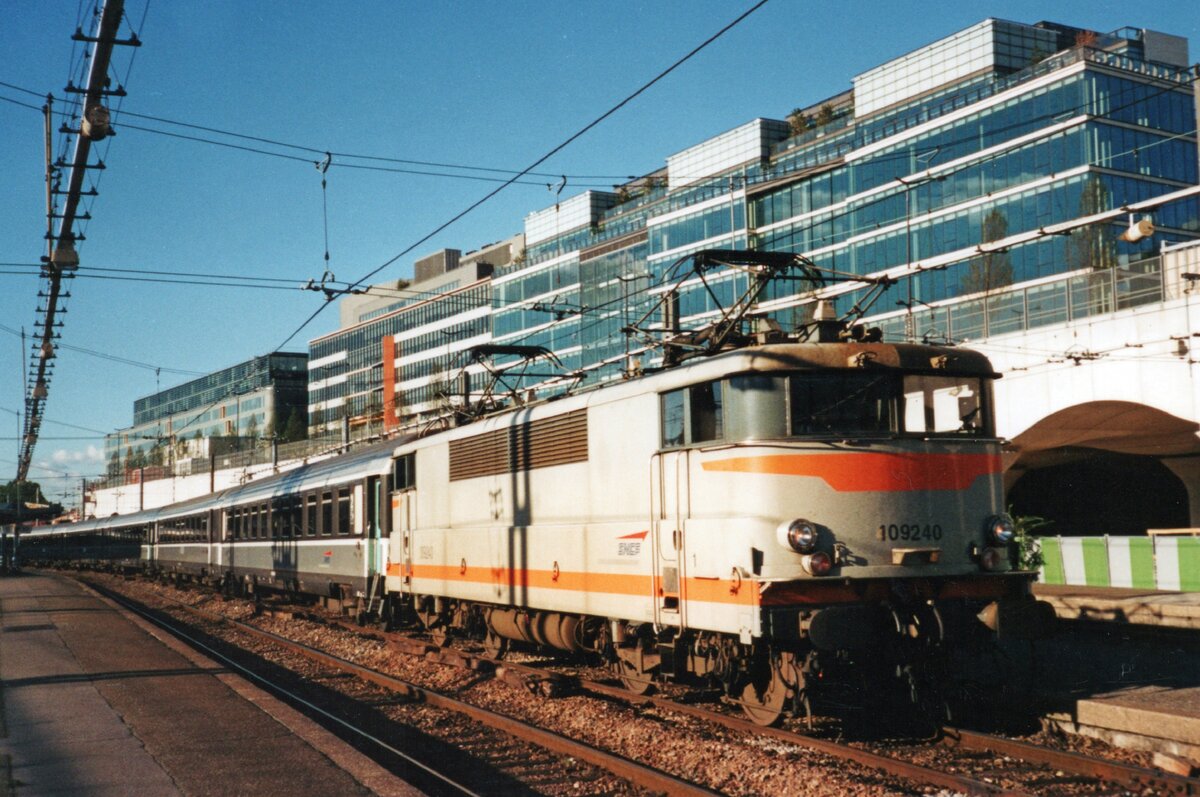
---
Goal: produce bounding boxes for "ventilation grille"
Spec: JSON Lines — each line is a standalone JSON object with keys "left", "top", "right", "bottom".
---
{"left": 449, "top": 410, "right": 587, "bottom": 481}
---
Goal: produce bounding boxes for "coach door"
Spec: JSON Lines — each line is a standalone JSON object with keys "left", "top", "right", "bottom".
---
{"left": 390, "top": 453, "right": 416, "bottom": 595}
{"left": 366, "top": 476, "right": 384, "bottom": 578}
{"left": 651, "top": 449, "right": 689, "bottom": 629}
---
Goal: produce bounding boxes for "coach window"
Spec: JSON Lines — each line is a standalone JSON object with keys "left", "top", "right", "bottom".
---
{"left": 321, "top": 491, "right": 333, "bottom": 536}
{"left": 230, "top": 508, "right": 241, "bottom": 540}
{"left": 337, "top": 488, "right": 352, "bottom": 536}
{"left": 287, "top": 497, "right": 302, "bottom": 537}
{"left": 304, "top": 494, "right": 317, "bottom": 536}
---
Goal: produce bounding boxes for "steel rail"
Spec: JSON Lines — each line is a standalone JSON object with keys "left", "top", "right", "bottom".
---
{"left": 283, "top": 609, "right": 1036, "bottom": 796}
{"left": 376, "top": 634, "right": 1031, "bottom": 797}
{"left": 943, "top": 726, "right": 1200, "bottom": 796}
{"left": 99, "top": 583, "right": 719, "bottom": 797}
{"left": 84, "top": 579, "right": 1198, "bottom": 797}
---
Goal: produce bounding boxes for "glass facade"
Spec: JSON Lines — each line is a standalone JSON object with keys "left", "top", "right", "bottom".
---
{"left": 309, "top": 280, "right": 492, "bottom": 431}
{"left": 105, "top": 352, "right": 308, "bottom": 468}
{"left": 478, "top": 18, "right": 1196, "bottom": 401}
{"left": 315, "top": 18, "right": 1197, "bottom": 428}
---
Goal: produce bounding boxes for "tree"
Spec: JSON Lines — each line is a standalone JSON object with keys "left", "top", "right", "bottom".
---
{"left": 815, "top": 103, "right": 836, "bottom": 127}
{"left": 1068, "top": 177, "right": 1118, "bottom": 315}
{"left": 787, "top": 107, "right": 813, "bottom": 137}
{"left": 960, "top": 209, "right": 1014, "bottom": 295}
{"left": 245, "top": 413, "right": 259, "bottom": 442}
{"left": 1068, "top": 177, "right": 1117, "bottom": 271}
{"left": 1, "top": 480, "right": 46, "bottom": 504}
{"left": 1010, "top": 506, "right": 1051, "bottom": 572}
{"left": 129, "top": 447, "right": 147, "bottom": 469}
{"left": 107, "top": 450, "right": 122, "bottom": 477}
{"left": 281, "top": 408, "right": 307, "bottom": 443}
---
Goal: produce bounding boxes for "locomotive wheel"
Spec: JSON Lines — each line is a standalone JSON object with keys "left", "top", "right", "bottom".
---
{"left": 738, "top": 650, "right": 799, "bottom": 727}
{"left": 614, "top": 656, "right": 655, "bottom": 695}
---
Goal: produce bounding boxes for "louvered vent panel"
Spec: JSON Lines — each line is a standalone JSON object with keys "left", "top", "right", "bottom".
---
{"left": 449, "top": 410, "right": 587, "bottom": 481}
{"left": 449, "top": 428, "right": 509, "bottom": 481}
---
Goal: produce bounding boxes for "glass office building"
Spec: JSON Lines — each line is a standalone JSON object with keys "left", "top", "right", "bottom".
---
{"left": 308, "top": 236, "right": 523, "bottom": 434}
{"left": 483, "top": 18, "right": 1197, "bottom": 394}
{"left": 324, "top": 18, "right": 1196, "bottom": 433}
{"left": 104, "top": 352, "right": 309, "bottom": 469}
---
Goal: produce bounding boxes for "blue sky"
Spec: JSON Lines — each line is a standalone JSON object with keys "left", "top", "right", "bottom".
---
{"left": 1, "top": 1, "right": 1197, "bottom": 502}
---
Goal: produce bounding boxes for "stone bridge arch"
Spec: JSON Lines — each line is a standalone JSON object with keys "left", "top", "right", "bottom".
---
{"left": 1003, "top": 400, "right": 1200, "bottom": 534}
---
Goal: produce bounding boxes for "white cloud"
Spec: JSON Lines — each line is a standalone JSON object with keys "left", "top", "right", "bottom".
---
{"left": 45, "top": 445, "right": 105, "bottom": 467}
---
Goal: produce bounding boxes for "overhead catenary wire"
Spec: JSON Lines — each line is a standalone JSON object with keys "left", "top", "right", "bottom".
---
{"left": 158, "top": 0, "right": 775, "bottom": 441}
{"left": 7, "top": 18, "right": 1195, "bottom": 452}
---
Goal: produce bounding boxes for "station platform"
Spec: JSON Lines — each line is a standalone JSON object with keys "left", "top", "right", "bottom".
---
{"left": 1032, "top": 584, "right": 1200, "bottom": 770}
{"left": 0, "top": 571, "right": 419, "bottom": 796}
{"left": 1034, "top": 582, "right": 1200, "bottom": 630}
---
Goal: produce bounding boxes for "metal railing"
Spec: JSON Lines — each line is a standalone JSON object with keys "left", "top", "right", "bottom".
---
{"left": 875, "top": 255, "right": 1167, "bottom": 343}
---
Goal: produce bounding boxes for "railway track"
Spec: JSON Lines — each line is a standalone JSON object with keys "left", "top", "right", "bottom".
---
{"left": 83, "top": 576, "right": 719, "bottom": 796}
{"left": 71, "top": 571, "right": 1200, "bottom": 796}
{"left": 241, "top": 596, "right": 1197, "bottom": 796}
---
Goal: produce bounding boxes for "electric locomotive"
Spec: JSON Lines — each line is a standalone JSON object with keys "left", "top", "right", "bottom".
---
{"left": 385, "top": 326, "right": 1053, "bottom": 725}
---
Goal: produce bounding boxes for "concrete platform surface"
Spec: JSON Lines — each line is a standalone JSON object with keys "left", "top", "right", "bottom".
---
{"left": 1034, "top": 583, "right": 1200, "bottom": 630}
{"left": 0, "top": 572, "right": 421, "bottom": 796}
{"left": 1049, "top": 685, "right": 1200, "bottom": 765}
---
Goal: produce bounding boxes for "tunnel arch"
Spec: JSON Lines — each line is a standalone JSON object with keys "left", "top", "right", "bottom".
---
{"left": 1007, "top": 449, "right": 1188, "bottom": 537}
{"left": 1004, "top": 401, "right": 1198, "bottom": 536}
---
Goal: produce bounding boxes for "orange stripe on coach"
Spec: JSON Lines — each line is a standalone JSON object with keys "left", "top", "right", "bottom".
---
{"left": 701, "top": 452, "right": 1001, "bottom": 492}
{"left": 387, "top": 563, "right": 760, "bottom": 606}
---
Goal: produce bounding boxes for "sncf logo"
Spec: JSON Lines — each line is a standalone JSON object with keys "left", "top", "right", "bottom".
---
{"left": 617, "top": 530, "right": 648, "bottom": 557}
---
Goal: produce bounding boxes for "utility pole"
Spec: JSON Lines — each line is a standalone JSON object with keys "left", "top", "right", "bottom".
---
{"left": 17, "top": 0, "right": 140, "bottom": 483}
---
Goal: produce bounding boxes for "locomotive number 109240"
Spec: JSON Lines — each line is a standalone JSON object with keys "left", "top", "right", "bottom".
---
{"left": 877, "top": 523, "right": 944, "bottom": 541}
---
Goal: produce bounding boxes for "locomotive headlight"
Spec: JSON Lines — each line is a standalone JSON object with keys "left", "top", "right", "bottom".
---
{"left": 779, "top": 518, "right": 818, "bottom": 553}
{"left": 801, "top": 551, "right": 833, "bottom": 576}
{"left": 986, "top": 513, "right": 1015, "bottom": 544}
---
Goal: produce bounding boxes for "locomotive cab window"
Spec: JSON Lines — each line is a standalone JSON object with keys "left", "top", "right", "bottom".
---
{"left": 902, "top": 375, "right": 989, "bottom": 436}
{"left": 660, "top": 380, "right": 725, "bottom": 448}
{"left": 393, "top": 453, "right": 415, "bottom": 491}
{"left": 790, "top": 373, "right": 895, "bottom": 435}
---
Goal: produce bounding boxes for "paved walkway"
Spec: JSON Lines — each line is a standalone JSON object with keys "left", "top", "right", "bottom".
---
{"left": 0, "top": 571, "right": 419, "bottom": 796}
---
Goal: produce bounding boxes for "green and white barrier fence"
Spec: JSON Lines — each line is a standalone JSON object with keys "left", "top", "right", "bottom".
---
{"left": 1039, "top": 535, "right": 1200, "bottom": 591}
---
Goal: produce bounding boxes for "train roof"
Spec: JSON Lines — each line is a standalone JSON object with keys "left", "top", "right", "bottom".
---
{"left": 659, "top": 341, "right": 1000, "bottom": 383}
{"left": 410, "top": 339, "right": 998, "bottom": 447}
{"left": 223, "top": 438, "right": 396, "bottom": 508}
